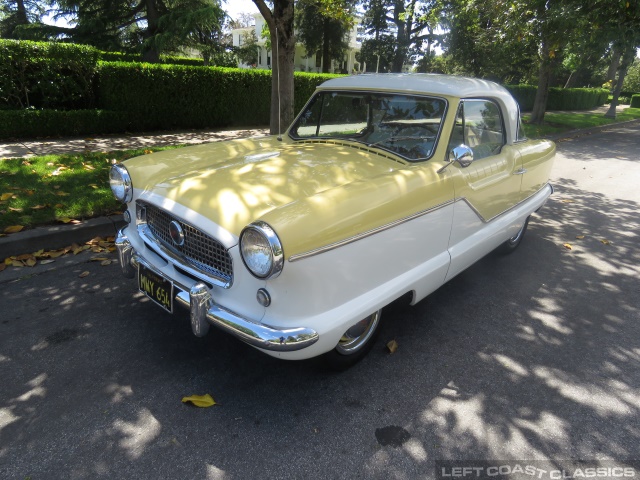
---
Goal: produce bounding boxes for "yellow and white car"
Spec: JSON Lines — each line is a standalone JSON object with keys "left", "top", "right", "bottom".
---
{"left": 111, "top": 74, "right": 555, "bottom": 369}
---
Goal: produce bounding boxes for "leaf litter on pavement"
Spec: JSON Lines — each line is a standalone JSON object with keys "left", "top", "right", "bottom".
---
{"left": 1, "top": 236, "right": 117, "bottom": 273}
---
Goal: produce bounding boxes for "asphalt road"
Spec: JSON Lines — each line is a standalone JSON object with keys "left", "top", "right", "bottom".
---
{"left": 1, "top": 124, "right": 639, "bottom": 479}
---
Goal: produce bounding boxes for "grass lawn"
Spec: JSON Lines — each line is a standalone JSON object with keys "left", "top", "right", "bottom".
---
{"left": 0, "top": 146, "right": 180, "bottom": 232}
{"left": 522, "top": 107, "right": 640, "bottom": 138}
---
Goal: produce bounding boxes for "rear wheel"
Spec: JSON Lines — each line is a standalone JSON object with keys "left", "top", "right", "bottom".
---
{"left": 498, "top": 216, "right": 530, "bottom": 254}
{"left": 322, "top": 309, "right": 382, "bottom": 370}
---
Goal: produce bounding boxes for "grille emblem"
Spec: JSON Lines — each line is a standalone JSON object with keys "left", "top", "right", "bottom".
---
{"left": 169, "top": 220, "right": 185, "bottom": 246}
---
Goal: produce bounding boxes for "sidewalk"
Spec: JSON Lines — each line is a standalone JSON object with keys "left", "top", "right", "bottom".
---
{"left": 0, "top": 126, "right": 269, "bottom": 159}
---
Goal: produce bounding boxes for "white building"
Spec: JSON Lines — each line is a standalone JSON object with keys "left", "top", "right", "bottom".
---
{"left": 231, "top": 13, "right": 363, "bottom": 74}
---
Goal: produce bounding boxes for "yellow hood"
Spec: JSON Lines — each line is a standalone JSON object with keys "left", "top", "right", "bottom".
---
{"left": 125, "top": 136, "right": 401, "bottom": 237}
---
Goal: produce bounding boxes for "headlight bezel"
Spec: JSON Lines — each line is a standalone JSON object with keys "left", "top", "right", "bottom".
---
{"left": 110, "top": 163, "right": 133, "bottom": 203}
{"left": 239, "top": 221, "right": 284, "bottom": 280}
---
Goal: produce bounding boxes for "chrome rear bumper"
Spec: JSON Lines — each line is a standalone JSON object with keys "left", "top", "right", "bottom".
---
{"left": 115, "top": 229, "right": 319, "bottom": 352}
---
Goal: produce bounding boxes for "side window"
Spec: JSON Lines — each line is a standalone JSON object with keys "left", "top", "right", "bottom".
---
{"left": 461, "top": 100, "right": 505, "bottom": 160}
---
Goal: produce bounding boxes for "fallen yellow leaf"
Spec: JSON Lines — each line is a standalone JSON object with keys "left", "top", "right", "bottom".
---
{"left": 59, "top": 217, "right": 73, "bottom": 224}
{"left": 31, "top": 204, "right": 49, "bottom": 210}
{"left": 4, "top": 225, "right": 24, "bottom": 234}
{"left": 25, "top": 258, "right": 37, "bottom": 267}
{"left": 575, "top": 235, "right": 585, "bottom": 239}
{"left": 79, "top": 271, "right": 90, "bottom": 278}
{"left": 54, "top": 191, "right": 70, "bottom": 196}
{"left": 0, "top": 193, "right": 12, "bottom": 201}
{"left": 600, "top": 239, "right": 611, "bottom": 245}
{"left": 181, "top": 394, "right": 217, "bottom": 408}
{"left": 12, "top": 260, "right": 24, "bottom": 267}
{"left": 387, "top": 339, "right": 398, "bottom": 354}
{"left": 100, "top": 260, "right": 112, "bottom": 266}
{"left": 563, "top": 243, "right": 573, "bottom": 250}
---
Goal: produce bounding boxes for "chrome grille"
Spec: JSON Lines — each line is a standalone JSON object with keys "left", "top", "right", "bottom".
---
{"left": 139, "top": 202, "right": 233, "bottom": 282}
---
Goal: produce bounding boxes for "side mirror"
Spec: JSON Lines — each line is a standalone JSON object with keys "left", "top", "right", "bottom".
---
{"left": 450, "top": 144, "right": 474, "bottom": 167}
{"left": 438, "top": 144, "right": 474, "bottom": 174}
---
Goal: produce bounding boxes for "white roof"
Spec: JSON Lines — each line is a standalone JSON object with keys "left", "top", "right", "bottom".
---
{"left": 319, "top": 73, "right": 509, "bottom": 99}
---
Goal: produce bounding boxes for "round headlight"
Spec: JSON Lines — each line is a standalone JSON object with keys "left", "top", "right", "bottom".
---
{"left": 240, "top": 222, "right": 284, "bottom": 279}
{"left": 109, "top": 164, "right": 133, "bottom": 203}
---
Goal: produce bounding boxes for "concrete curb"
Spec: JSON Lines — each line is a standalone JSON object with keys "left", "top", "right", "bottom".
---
{"left": 0, "top": 215, "right": 125, "bottom": 258}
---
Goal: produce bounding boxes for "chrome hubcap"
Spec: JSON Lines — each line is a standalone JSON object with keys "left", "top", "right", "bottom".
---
{"left": 335, "top": 310, "right": 381, "bottom": 355}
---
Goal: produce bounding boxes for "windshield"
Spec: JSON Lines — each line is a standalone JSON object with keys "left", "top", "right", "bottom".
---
{"left": 289, "top": 91, "right": 447, "bottom": 161}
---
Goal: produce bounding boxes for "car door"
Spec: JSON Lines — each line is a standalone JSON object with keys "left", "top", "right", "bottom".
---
{"left": 445, "top": 98, "right": 524, "bottom": 281}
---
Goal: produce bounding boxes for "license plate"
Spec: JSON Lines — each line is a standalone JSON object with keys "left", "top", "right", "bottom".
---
{"left": 138, "top": 263, "right": 174, "bottom": 313}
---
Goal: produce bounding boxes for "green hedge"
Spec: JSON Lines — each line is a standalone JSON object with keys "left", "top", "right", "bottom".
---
{"left": 97, "top": 62, "right": 336, "bottom": 131}
{"left": 506, "top": 84, "right": 609, "bottom": 111}
{"left": 0, "top": 39, "right": 99, "bottom": 110}
{"left": 0, "top": 109, "right": 127, "bottom": 138}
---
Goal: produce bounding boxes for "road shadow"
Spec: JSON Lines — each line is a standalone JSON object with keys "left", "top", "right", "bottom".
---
{"left": 1, "top": 178, "right": 638, "bottom": 478}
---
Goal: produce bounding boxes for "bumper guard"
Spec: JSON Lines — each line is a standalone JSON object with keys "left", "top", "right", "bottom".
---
{"left": 115, "top": 230, "right": 319, "bottom": 352}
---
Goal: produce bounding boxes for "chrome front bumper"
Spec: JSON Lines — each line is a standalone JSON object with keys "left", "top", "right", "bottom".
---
{"left": 115, "top": 230, "right": 319, "bottom": 352}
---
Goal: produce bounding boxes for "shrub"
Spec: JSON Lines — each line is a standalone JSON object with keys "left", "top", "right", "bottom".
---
{"left": 0, "top": 109, "right": 127, "bottom": 138}
{"left": 97, "top": 62, "right": 337, "bottom": 131}
{"left": 0, "top": 39, "right": 100, "bottom": 110}
{"left": 630, "top": 94, "right": 640, "bottom": 108}
{"left": 505, "top": 85, "right": 537, "bottom": 111}
{"left": 506, "top": 84, "right": 609, "bottom": 111}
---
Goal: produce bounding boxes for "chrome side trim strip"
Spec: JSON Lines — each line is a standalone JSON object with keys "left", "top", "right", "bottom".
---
{"left": 288, "top": 200, "right": 454, "bottom": 262}
{"left": 288, "top": 183, "right": 553, "bottom": 263}
{"left": 457, "top": 182, "right": 553, "bottom": 224}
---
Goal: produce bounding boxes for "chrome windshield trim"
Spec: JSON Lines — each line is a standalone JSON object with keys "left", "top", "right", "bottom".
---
{"left": 288, "top": 200, "right": 454, "bottom": 263}
{"left": 138, "top": 224, "right": 232, "bottom": 289}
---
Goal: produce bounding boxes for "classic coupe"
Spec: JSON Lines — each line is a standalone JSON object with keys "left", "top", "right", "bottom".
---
{"left": 111, "top": 74, "right": 555, "bottom": 369}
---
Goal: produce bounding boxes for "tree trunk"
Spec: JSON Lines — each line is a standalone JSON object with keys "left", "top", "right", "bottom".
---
{"left": 530, "top": 40, "right": 553, "bottom": 124}
{"left": 142, "top": 0, "right": 161, "bottom": 63}
{"left": 15, "top": 0, "right": 29, "bottom": 25}
{"left": 391, "top": 0, "right": 407, "bottom": 72}
{"left": 254, "top": 0, "right": 296, "bottom": 135}
{"left": 322, "top": 19, "right": 331, "bottom": 73}
{"left": 606, "top": 48, "right": 622, "bottom": 83}
{"left": 604, "top": 46, "right": 635, "bottom": 119}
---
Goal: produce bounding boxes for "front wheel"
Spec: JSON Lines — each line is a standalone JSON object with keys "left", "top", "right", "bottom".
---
{"left": 497, "top": 216, "right": 530, "bottom": 254}
{"left": 322, "top": 309, "right": 382, "bottom": 370}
